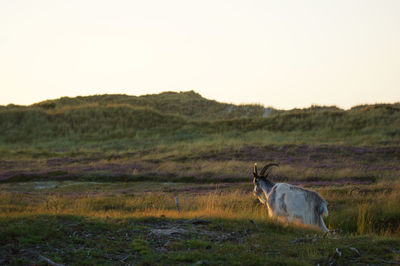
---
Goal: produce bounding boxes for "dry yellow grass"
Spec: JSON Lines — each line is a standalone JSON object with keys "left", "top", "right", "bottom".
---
{"left": 1, "top": 181, "right": 399, "bottom": 235}
{"left": 0, "top": 189, "right": 265, "bottom": 222}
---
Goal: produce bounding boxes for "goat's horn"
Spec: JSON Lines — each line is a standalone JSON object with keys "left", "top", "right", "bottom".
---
{"left": 253, "top": 163, "right": 258, "bottom": 176}
{"left": 260, "top": 163, "right": 279, "bottom": 177}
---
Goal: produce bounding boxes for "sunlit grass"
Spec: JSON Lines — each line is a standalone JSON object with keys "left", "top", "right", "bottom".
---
{"left": 1, "top": 181, "right": 400, "bottom": 236}
{"left": 0, "top": 190, "right": 265, "bottom": 221}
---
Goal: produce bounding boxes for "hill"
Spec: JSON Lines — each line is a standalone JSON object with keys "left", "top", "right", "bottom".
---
{"left": 30, "top": 91, "right": 270, "bottom": 120}
{"left": 0, "top": 91, "right": 399, "bottom": 148}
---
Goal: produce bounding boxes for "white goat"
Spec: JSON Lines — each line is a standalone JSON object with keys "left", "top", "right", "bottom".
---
{"left": 252, "top": 163, "right": 329, "bottom": 232}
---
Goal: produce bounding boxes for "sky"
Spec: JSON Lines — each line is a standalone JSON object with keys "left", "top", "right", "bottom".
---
{"left": 1, "top": 0, "right": 399, "bottom": 109}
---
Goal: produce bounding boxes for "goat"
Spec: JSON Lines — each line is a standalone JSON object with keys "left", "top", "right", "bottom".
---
{"left": 252, "top": 163, "right": 329, "bottom": 232}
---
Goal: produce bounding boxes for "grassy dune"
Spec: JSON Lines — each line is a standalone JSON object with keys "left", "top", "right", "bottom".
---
{"left": 1, "top": 91, "right": 399, "bottom": 148}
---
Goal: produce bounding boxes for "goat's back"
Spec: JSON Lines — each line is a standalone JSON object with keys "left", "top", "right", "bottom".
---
{"left": 268, "top": 183, "right": 326, "bottom": 225}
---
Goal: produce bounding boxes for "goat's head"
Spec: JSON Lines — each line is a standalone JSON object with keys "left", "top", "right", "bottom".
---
{"left": 252, "top": 163, "right": 278, "bottom": 201}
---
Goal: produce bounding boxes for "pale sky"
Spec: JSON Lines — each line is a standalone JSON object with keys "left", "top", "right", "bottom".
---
{"left": 1, "top": 0, "right": 399, "bottom": 109}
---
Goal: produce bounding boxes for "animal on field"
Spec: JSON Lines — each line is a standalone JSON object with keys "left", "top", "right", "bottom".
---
{"left": 252, "top": 163, "right": 329, "bottom": 232}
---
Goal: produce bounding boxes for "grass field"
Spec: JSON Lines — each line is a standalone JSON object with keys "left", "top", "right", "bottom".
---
{"left": 1, "top": 92, "right": 400, "bottom": 265}
{"left": 1, "top": 181, "right": 400, "bottom": 265}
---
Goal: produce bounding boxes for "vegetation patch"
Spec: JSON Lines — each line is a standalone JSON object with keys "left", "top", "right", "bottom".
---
{"left": 1, "top": 214, "right": 399, "bottom": 265}
{"left": 1, "top": 92, "right": 399, "bottom": 264}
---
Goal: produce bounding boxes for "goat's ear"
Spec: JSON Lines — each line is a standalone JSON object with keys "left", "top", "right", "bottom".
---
{"left": 253, "top": 163, "right": 258, "bottom": 177}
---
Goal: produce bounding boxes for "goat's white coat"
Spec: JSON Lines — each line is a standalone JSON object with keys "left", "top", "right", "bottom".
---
{"left": 254, "top": 181, "right": 329, "bottom": 232}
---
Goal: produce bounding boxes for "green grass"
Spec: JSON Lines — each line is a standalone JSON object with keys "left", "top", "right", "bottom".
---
{"left": 1, "top": 91, "right": 399, "bottom": 149}
{"left": 1, "top": 213, "right": 399, "bottom": 265}
{"left": 1, "top": 180, "right": 399, "bottom": 265}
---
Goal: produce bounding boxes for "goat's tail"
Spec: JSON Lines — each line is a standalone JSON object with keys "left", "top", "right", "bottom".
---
{"left": 322, "top": 201, "right": 328, "bottom": 217}
{"left": 319, "top": 201, "right": 330, "bottom": 232}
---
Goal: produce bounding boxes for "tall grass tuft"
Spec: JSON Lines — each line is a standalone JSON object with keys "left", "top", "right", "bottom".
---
{"left": 357, "top": 203, "right": 373, "bottom": 235}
